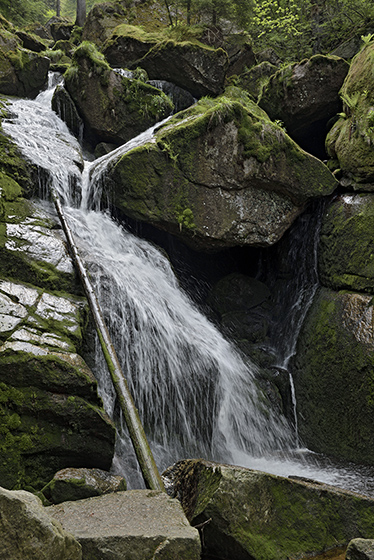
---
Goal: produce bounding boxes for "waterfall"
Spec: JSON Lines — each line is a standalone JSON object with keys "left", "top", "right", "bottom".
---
{"left": 260, "top": 202, "right": 325, "bottom": 445}
{"left": 3, "top": 76, "right": 374, "bottom": 494}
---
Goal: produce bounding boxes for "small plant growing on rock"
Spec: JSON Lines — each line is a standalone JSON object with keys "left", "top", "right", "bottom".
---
{"left": 176, "top": 206, "right": 195, "bottom": 231}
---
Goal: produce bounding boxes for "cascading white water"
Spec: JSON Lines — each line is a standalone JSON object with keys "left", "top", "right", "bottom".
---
{"left": 3, "top": 76, "right": 374, "bottom": 494}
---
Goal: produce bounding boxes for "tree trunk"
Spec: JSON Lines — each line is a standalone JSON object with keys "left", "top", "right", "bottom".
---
{"left": 56, "top": 0, "right": 60, "bottom": 17}
{"left": 75, "top": 0, "right": 86, "bottom": 27}
{"left": 187, "top": 0, "right": 191, "bottom": 24}
{"left": 53, "top": 193, "right": 165, "bottom": 493}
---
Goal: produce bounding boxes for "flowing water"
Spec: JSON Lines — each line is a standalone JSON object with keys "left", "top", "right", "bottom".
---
{"left": 3, "top": 77, "right": 374, "bottom": 495}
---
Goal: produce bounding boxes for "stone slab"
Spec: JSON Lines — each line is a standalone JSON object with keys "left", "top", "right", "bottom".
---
{"left": 49, "top": 489, "right": 201, "bottom": 560}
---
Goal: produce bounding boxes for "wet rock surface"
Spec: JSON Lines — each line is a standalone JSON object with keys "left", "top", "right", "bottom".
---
{"left": 50, "top": 490, "right": 201, "bottom": 560}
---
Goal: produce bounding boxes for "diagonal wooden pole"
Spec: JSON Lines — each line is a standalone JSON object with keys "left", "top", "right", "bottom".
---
{"left": 53, "top": 193, "right": 165, "bottom": 492}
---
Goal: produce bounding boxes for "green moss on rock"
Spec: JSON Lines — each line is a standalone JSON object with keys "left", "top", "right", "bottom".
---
{"left": 105, "top": 88, "right": 336, "bottom": 250}
{"left": 164, "top": 459, "right": 374, "bottom": 560}
{"left": 326, "top": 43, "right": 374, "bottom": 187}
{"left": 319, "top": 194, "right": 374, "bottom": 291}
{"left": 292, "top": 287, "right": 374, "bottom": 464}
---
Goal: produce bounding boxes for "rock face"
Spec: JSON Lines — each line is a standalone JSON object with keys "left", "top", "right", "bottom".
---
{"left": 52, "top": 85, "right": 84, "bottom": 141}
{"left": 292, "top": 286, "right": 374, "bottom": 464}
{"left": 208, "top": 273, "right": 272, "bottom": 344}
{"left": 63, "top": 41, "right": 173, "bottom": 146}
{"left": 0, "top": 141, "right": 115, "bottom": 490}
{"left": 101, "top": 87, "right": 337, "bottom": 250}
{"left": 260, "top": 54, "right": 349, "bottom": 156}
{"left": 318, "top": 194, "right": 374, "bottom": 291}
{"left": 43, "top": 468, "right": 126, "bottom": 504}
{"left": 326, "top": 42, "right": 374, "bottom": 189}
{"left": 49, "top": 490, "right": 201, "bottom": 560}
{"left": 103, "top": 25, "right": 229, "bottom": 98}
{"left": 0, "top": 486, "right": 82, "bottom": 560}
{"left": 164, "top": 459, "right": 374, "bottom": 560}
{"left": 346, "top": 539, "right": 374, "bottom": 560}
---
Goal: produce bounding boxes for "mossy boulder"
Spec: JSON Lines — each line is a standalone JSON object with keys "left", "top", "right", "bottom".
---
{"left": 0, "top": 486, "right": 82, "bottom": 560}
{"left": 103, "top": 24, "right": 229, "bottom": 98}
{"left": 319, "top": 194, "right": 374, "bottom": 291}
{"left": 164, "top": 459, "right": 374, "bottom": 560}
{"left": 82, "top": 1, "right": 130, "bottom": 46}
{"left": 0, "top": 46, "right": 50, "bottom": 98}
{"left": 63, "top": 41, "right": 173, "bottom": 146}
{"left": 101, "top": 87, "right": 337, "bottom": 250}
{"left": 42, "top": 467, "right": 126, "bottom": 504}
{"left": 238, "top": 61, "right": 278, "bottom": 102}
{"left": 292, "top": 287, "right": 374, "bottom": 464}
{"left": 15, "top": 30, "right": 48, "bottom": 53}
{"left": 48, "top": 17, "right": 74, "bottom": 42}
{"left": 326, "top": 42, "right": 374, "bottom": 189}
{"left": 260, "top": 54, "right": 349, "bottom": 156}
{"left": 0, "top": 26, "right": 21, "bottom": 52}
{"left": 102, "top": 24, "right": 157, "bottom": 67}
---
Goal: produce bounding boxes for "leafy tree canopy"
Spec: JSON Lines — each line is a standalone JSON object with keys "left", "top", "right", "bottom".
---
{"left": 0, "top": 0, "right": 373, "bottom": 61}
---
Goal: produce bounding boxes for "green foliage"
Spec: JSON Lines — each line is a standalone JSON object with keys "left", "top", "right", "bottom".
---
{"left": 248, "top": 0, "right": 313, "bottom": 60}
{"left": 0, "top": 0, "right": 49, "bottom": 25}
{"left": 176, "top": 206, "right": 195, "bottom": 230}
{"left": 361, "top": 33, "right": 374, "bottom": 46}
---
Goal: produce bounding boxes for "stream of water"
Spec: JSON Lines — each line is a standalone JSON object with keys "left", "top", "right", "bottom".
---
{"left": 3, "top": 77, "right": 374, "bottom": 496}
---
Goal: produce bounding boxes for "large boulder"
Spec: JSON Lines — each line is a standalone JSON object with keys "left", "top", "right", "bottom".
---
{"left": 100, "top": 87, "right": 337, "bottom": 251}
{"left": 319, "top": 194, "right": 374, "bottom": 292}
{"left": 103, "top": 24, "right": 229, "bottom": 98}
{"left": 63, "top": 41, "right": 173, "bottom": 146}
{"left": 82, "top": 1, "right": 130, "bottom": 46}
{"left": 164, "top": 459, "right": 374, "bottom": 560}
{"left": 16, "top": 30, "right": 48, "bottom": 53}
{"left": 49, "top": 490, "right": 202, "bottom": 560}
{"left": 260, "top": 54, "right": 349, "bottom": 157}
{"left": 326, "top": 42, "right": 374, "bottom": 189}
{"left": 292, "top": 286, "right": 374, "bottom": 464}
{"left": 0, "top": 486, "right": 82, "bottom": 560}
{"left": 0, "top": 46, "right": 50, "bottom": 98}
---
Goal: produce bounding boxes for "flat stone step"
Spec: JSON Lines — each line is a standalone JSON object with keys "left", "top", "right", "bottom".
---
{"left": 49, "top": 489, "right": 201, "bottom": 560}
